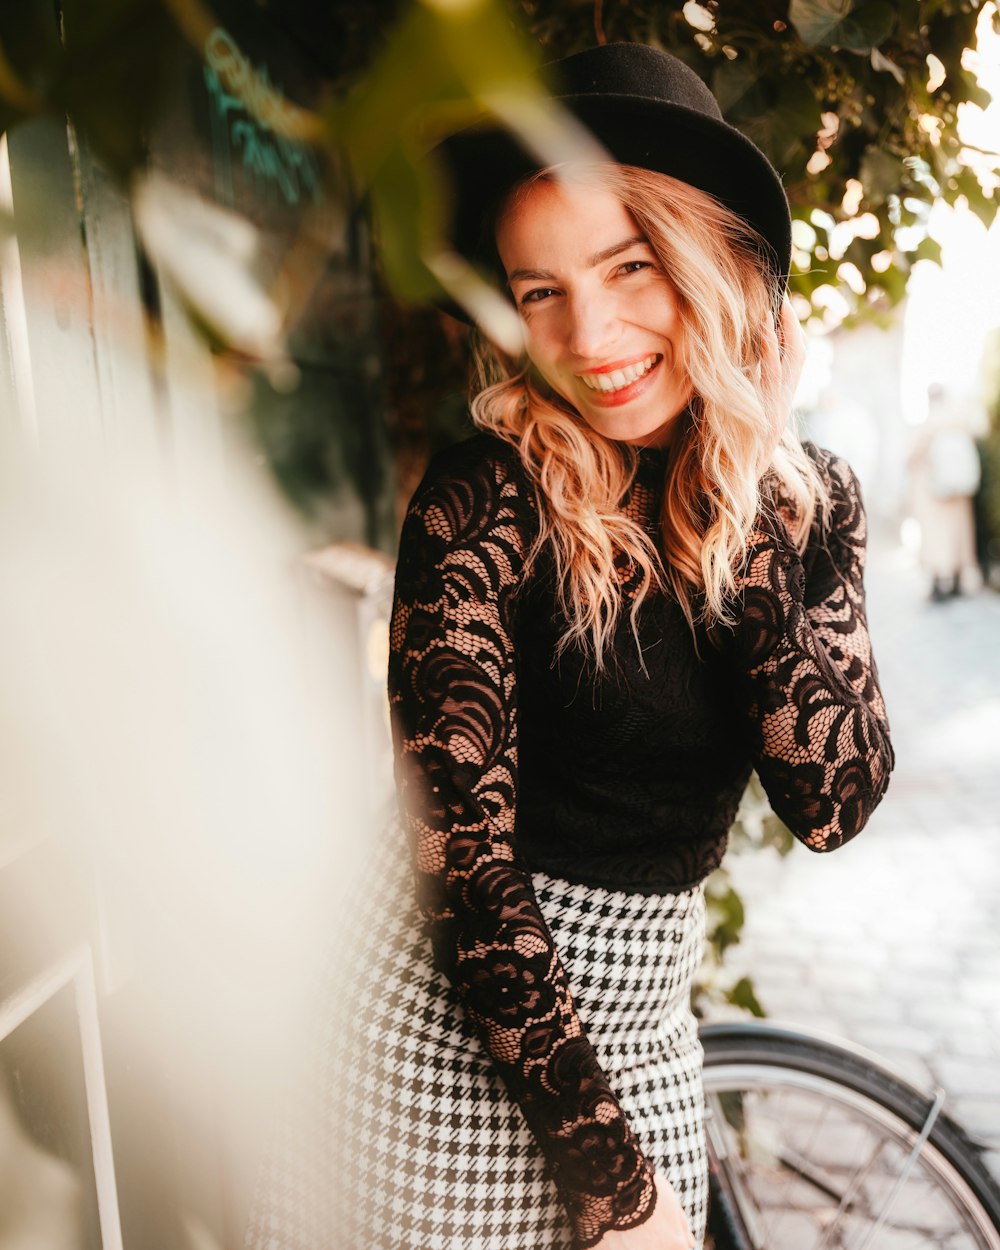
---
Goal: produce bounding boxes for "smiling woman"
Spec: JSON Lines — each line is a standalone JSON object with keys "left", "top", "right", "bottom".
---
{"left": 476, "top": 158, "right": 817, "bottom": 657}
{"left": 496, "top": 174, "right": 692, "bottom": 447}
{"left": 245, "top": 41, "right": 895, "bottom": 1250}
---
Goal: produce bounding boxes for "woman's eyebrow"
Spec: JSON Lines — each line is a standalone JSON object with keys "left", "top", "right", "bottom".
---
{"left": 507, "top": 236, "right": 651, "bottom": 284}
{"left": 588, "top": 235, "right": 650, "bottom": 267}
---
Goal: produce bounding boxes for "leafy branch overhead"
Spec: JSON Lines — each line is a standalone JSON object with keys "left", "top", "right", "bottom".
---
{"left": 519, "top": 0, "right": 999, "bottom": 327}
{"left": 0, "top": 0, "right": 996, "bottom": 340}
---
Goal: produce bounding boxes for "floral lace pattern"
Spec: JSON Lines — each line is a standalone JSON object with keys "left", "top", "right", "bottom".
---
{"left": 388, "top": 434, "right": 892, "bottom": 1247}
{"left": 730, "top": 460, "right": 893, "bottom": 846}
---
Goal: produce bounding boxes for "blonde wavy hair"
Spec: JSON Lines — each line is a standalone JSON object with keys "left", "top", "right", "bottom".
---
{"left": 470, "top": 163, "right": 829, "bottom": 667}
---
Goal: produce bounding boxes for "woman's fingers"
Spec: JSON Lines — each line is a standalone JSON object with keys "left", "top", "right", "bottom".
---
{"left": 759, "top": 295, "right": 806, "bottom": 463}
{"left": 778, "top": 294, "right": 806, "bottom": 381}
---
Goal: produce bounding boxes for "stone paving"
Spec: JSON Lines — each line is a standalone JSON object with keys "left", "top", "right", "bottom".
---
{"left": 711, "top": 532, "right": 1000, "bottom": 1182}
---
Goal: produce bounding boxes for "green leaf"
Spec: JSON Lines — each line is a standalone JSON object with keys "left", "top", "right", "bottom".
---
{"left": 726, "top": 976, "right": 766, "bottom": 1018}
{"left": 953, "top": 168, "right": 999, "bottom": 231}
{"left": 858, "top": 145, "right": 904, "bottom": 206}
{"left": 712, "top": 58, "right": 757, "bottom": 116}
{"left": 761, "top": 813, "right": 795, "bottom": 854}
{"left": 706, "top": 881, "right": 746, "bottom": 955}
{"left": 722, "top": 71, "right": 821, "bottom": 169}
{"left": 368, "top": 143, "right": 444, "bottom": 301}
{"left": 924, "top": 10, "right": 991, "bottom": 108}
{"left": 914, "top": 234, "right": 942, "bottom": 266}
{"left": 336, "top": 6, "right": 461, "bottom": 183}
{"left": 844, "top": 234, "right": 882, "bottom": 272}
{"left": 870, "top": 260, "right": 909, "bottom": 306}
{"left": 789, "top": 0, "right": 896, "bottom": 52}
{"left": 338, "top": 1, "right": 544, "bottom": 183}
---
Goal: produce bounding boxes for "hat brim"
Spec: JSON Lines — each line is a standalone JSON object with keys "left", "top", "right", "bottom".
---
{"left": 434, "top": 93, "right": 791, "bottom": 324}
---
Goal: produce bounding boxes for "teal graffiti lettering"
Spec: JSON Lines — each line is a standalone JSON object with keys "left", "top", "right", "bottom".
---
{"left": 203, "top": 27, "right": 321, "bottom": 208}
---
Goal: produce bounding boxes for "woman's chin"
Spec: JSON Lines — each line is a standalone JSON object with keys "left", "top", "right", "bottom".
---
{"left": 579, "top": 394, "right": 690, "bottom": 448}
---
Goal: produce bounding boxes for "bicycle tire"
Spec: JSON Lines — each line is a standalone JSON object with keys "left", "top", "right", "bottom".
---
{"left": 700, "top": 1020, "right": 1000, "bottom": 1250}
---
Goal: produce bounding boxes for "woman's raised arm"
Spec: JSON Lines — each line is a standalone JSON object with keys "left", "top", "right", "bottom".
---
{"left": 728, "top": 450, "right": 894, "bottom": 848}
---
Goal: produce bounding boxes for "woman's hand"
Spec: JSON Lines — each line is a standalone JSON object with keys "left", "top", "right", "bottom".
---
{"left": 759, "top": 294, "right": 807, "bottom": 467}
{"left": 592, "top": 1170, "right": 697, "bottom": 1250}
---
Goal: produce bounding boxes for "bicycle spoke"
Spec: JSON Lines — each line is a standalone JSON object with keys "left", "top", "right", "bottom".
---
{"left": 851, "top": 1088, "right": 947, "bottom": 1250}
{"left": 775, "top": 1142, "right": 855, "bottom": 1206}
{"left": 814, "top": 1135, "right": 887, "bottom": 1250}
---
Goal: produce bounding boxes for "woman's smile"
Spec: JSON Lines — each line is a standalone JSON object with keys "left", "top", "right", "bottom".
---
{"left": 577, "top": 353, "right": 664, "bottom": 402}
{"left": 496, "top": 176, "right": 692, "bottom": 446}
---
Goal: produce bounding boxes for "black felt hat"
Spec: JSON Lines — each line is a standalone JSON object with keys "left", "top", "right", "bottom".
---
{"left": 435, "top": 42, "right": 792, "bottom": 310}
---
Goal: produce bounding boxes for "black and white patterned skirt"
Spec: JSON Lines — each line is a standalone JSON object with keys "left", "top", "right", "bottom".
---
{"left": 245, "top": 825, "right": 709, "bottom": 1250}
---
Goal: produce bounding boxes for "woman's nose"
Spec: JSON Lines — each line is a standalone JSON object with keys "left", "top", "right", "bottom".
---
{"left": 564, "top": 292, "right": 620, "bottom": 360}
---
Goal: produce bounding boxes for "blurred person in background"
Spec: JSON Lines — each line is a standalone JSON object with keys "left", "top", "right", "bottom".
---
{"left": 973, "top": 327, "right": 1000, "bottom": 589}
{"left": 909, "top": 382, "right": 984, "bottom": 602}
{"left": 246, "top": 43, "right": 894, "bottom": 1250}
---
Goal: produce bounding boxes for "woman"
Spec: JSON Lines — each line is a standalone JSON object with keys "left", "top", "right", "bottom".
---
{"left": 246, "top": 42, "right": 893, "bottom": 1250}
{"left": 909, "top": 382, "right": 982, "bottom": 601}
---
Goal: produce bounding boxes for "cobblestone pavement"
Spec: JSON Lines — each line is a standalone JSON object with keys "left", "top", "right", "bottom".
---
{"left": 711, "top": 533, "right": 1000, "bottom": 1184}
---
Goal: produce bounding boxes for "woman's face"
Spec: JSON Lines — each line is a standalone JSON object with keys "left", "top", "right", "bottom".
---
{"left": 496, "top": 175, "right": 692, "bottom": 447}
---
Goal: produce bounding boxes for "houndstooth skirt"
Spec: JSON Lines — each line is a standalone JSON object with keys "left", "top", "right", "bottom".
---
{"left": 245, "top": 823, "right": 709, "bottom": 1250}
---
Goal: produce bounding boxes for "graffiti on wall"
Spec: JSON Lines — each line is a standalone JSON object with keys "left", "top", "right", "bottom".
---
{"left": 203, "top": 27, "right": 321, "bottom": 209}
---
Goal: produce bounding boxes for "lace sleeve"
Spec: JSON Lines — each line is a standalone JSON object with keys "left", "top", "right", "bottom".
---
{"left": 388, "top": 441, "right": 657, "bottom": 1248}
{"left": 729, "top": 450, "right": 894, "bottom": 848}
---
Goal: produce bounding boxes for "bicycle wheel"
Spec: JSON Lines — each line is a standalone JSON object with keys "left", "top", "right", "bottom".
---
{"left": 700, "top": 1020, "right": 1000, "bottom": 1250}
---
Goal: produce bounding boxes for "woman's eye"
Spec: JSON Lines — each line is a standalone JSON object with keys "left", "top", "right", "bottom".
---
{"left": 617, "top": 260, "right": 651, "bottom": 276}
{"left": 520, "top": 287, "right": 557, "bottom": 305}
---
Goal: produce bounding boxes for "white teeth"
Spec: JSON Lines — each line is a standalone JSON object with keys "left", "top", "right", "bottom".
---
{"left": 580, "top": 354, "right": 659, "bottom": 393}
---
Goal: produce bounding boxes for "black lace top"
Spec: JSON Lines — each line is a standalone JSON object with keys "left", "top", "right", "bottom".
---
{"left": 388, "top": 432, "right": 893, "bottom": 1247}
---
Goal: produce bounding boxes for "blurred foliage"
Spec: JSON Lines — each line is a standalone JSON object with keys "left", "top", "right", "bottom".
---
{"left": 0, "top": 0, "right": 181, "bottom": 178}
{"left": 259, "top": 0, "right": 406, "bottom": 88}
{"left": 693, "top": 774, "right": 795, "bottom": 1018}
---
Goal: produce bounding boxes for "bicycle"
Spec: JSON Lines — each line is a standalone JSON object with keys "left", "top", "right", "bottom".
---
{"left": 700, "top": 1019, "right": 1000, "bottom": 1250}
